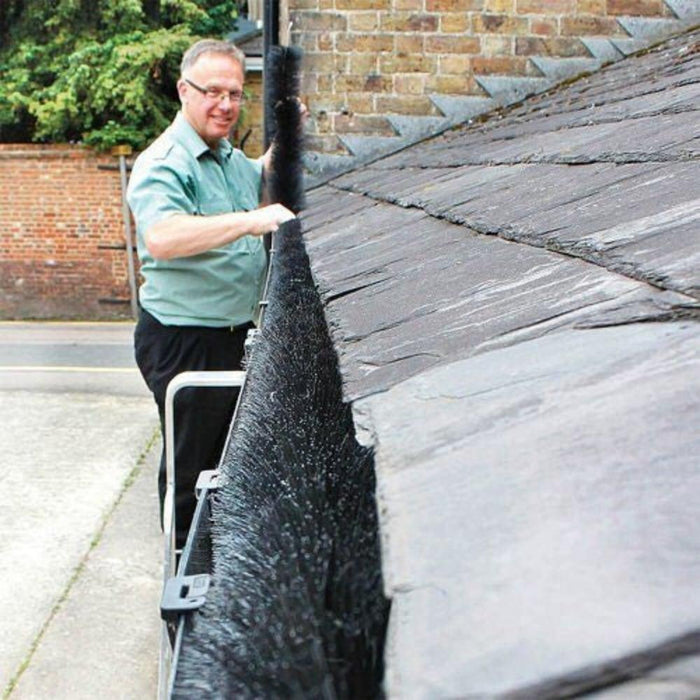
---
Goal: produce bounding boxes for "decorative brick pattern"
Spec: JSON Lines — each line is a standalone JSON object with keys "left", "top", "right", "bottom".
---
{"left": 290, "top": 0, "right": 679, "bottom": 153}
{"left": 3, "top": 2, "right": 692, "bottom": 319}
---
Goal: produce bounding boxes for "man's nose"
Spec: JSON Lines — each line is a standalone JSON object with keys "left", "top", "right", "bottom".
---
{"left": 218, "top": 94, "right": 236, "bottom": 109}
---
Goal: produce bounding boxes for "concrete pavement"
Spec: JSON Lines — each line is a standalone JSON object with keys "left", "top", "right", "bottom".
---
{"left": 0, "top": 322, "right": 163, "bottom": 699}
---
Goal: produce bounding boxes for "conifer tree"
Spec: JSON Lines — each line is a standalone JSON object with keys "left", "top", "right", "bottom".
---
{"left": 0, "top": 0, "right": 240, "bottom": 149}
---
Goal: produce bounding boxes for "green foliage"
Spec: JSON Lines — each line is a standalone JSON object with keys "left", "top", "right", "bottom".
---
{"left": 0, "top": 0, "right": 241, "bottom": 150}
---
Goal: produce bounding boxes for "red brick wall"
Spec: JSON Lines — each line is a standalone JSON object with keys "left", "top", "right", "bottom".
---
{"left": 0, "top": 144, "right": 135, "bottom": 320}
{"left": 0, "top": 74, "right": 265, "bottom": 321}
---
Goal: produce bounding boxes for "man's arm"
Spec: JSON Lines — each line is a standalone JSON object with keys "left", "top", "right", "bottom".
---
{"left": 145, "top": 203, "right": 295, "bottom": 260}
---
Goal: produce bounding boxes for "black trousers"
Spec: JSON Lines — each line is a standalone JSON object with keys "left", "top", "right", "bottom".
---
{"left": 134, "top": 309, "right": 251, "bottom": 548}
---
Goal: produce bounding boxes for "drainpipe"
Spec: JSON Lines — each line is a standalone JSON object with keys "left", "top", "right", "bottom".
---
{"left": 263, "top": 0, "right": 280, "bottom": 151}
{"left": 263, "top": 0, "right": 280, "bottom": 256}
{"left": 112, "top": 144, "right": 139, "bottom": 321}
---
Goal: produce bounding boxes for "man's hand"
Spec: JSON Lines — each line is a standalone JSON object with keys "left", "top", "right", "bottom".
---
{"left": 260, "top": 98, "right": 308, "bottom": 175}
{"left": 248, "top": 203, "right": 296, "bottom": 236}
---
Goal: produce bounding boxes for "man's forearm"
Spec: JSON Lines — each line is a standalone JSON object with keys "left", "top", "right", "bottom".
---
{"left": 145, "top": 204, "right": 294, "bottom": 260}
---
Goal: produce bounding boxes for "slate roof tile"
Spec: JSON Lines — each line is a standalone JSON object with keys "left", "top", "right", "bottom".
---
{"left": 300, "top": 27, "right": 700, "bottom": 698}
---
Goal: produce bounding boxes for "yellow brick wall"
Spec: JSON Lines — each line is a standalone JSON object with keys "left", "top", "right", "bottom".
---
{"left": 289, "top": 0, "right": 675, "bottom": 153}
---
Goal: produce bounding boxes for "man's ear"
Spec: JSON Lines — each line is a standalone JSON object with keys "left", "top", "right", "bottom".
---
{"left": 176, "top": 79, "right": 187, "bottom": 104}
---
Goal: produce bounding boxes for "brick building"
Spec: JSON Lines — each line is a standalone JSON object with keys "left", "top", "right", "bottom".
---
{"left": 291, "top": 0, "right": 692, "bottom": 162}
{"left": 0, "top": 0, "right": 696, "bottom": 319}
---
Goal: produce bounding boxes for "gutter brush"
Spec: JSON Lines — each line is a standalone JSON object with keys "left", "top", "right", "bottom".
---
{"left": 171, "top": 46, "right": 390, "bottom": 698}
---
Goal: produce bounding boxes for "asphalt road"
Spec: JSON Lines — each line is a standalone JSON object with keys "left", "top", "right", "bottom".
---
{"left": 0, "top": 321, "right": 162, "bottom": 699}
{"left": 0, "top": 322, "right": 148, "bottom": 395}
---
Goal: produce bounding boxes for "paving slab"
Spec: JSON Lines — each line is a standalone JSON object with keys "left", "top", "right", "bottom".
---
{"left": 10, "top": 432, "right": 162, "bottom": 700}
{"left": 0, "top": 390, "right": 161, "bottom": 698}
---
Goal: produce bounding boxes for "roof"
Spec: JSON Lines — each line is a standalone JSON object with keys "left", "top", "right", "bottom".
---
{"left": 227, "top": 19, "right": 263, "bottom": 71}
{"left": 301, "top": 28, "right": 700, "bottom": 697}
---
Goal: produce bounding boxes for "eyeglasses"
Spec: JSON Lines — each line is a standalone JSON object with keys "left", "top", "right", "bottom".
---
{"left": 184, "top": 78, "right": 245, "bottom": 104}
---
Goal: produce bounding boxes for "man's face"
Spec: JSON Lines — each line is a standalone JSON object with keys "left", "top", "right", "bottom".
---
{"left": 178, "top": 53, "right": 244, "bottom": 148}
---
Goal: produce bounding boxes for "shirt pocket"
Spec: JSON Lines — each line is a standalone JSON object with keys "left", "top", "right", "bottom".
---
{"left": 197, "top": 197, "right": 230, "bottom": 216}
{"left": 198, "top": 198, "right": 260, "bottom": 255}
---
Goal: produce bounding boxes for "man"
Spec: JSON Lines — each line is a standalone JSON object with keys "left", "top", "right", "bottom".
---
{"left": 127, "top": 39, "right": 295, "bottom": 548}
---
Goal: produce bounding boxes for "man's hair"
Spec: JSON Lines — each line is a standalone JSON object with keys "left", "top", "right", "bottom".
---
{"left": 180, "top": 39, "right": 246, "bottom": 75}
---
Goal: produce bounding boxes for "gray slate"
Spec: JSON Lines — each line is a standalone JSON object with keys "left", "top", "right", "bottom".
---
{"left": 475, "top": 76, "right": 553, "bottom": 105}
{"left": 580, "top": 38, "right": 625, "bottom": 63}
{"left": 617, "top": 16, "right": 687, "bottom": 41}
{"left": 664, "top": 0, "right": 700, "bottom": 19}
{"left": 429, "top": 95, "right": 498, "bottom": 123}
{"left": 530, "top": 56, "right": 603, "bottom": 82}
{"left": 302, "top": 27, "right": 700, "bottom": 698}
{"left": 354, "top": 321, "right": 700, "bottom": 698}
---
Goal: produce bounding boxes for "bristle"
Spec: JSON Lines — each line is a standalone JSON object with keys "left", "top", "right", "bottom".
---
{"left": 264, "top": 45, "right": 306, "bottom": 212}
{"left": 264, "top": 46, "right": 303, "bottom": 139}
{"left": 172, "top": 220, "right": 390, "bottom": 698}
{"left": 269, "top": 96, "right": 306, "bottom": 212}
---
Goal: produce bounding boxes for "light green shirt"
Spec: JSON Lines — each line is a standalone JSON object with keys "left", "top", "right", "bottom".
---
{"left": 127, "top": 112, "right": 266, "bottom": 327}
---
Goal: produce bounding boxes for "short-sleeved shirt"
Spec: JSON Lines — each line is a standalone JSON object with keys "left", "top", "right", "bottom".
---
{"left": 127, "top": 112, "right": 267, "bottom": 327}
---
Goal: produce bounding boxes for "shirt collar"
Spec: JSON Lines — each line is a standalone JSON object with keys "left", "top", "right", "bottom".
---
{"left": 172, "top": 111, "right": 233, "bottom": 162}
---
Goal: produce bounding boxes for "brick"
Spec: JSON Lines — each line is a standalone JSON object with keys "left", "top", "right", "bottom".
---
{"left": 304, "top": 52, "right": 342, "bottom": 73}
{"left": 481, "top": 34, "right": 514, "bottom": 55}
{"left": 334, "top": 74, "right": 368, "bottom": 92}
{"left": 516, "top": 0, "right": 575, "bottom": 12}
{"left": 515, "top": 36, "right": 590, "bottom": 56}
{"left": 291, "top": 30, "right": 318, "bottom": 51}
{"left": 336, "top": 72, "right": 392, "bottom": 92}
{"left": 307, "top": 94, "right": 334, "bottom": 115}
{"left": 366, "top": 73, "right": 392, "bottom": 91}
{"left": 561, "top": 16, "right": 621, "bottom": 35}
{"left": 393, "top": 73, "right": 427, "bottom": 94}
{"left": 317, "top": 74, "right": 333, "bottom": 91}
{"left": 441, "top": 13, "right": 471, "bottom": 32}
{"left": 472, "top": 55, "right": 529, "bottom": 74}
{"left": 336, "top": 34, "right": 394, "bottom": 52}
{"left": 375, "top": 94, "right": 438, "bottom": 114}
{"left": 380, "top": 52, "right": 437, "bottom": 72}
{"left": 426, "top": 35, "right": 481, "bottom": 53}
{"left": 392, "top": 0, "right": 423, "bottom": 8}
{"left": 293, "top": 11, "right": 346, "bottom": 31}
{"left": 426, "top": 0, "right": 484, "bottom": 9}
{"left": 484, "top": 0, "right": 514, "bottom": 9}
{"left": 576, "top": 0, "right": 606, "bottom": 12}
{"left": 439, "top": 54, "right": 472, "bottom": 74}
{"left": 349, "top": 12, "right": 381, "bottom": 31}
{"left": 381, "top": 12, "right": 439, "bottom": 31}
{"left": 336, "top": 0, "right": 389, "bottom": 8}
{"left": 0, "top": 146, "right": 131, "bottom": 319}
{"left": 289, "top": 0, "right": 319, "bottom": 9}
{"left": 318, "top": 32, "right": 334, "bottom": 50}
{"left": 396, "top": 35, "right": 425, "bottom": 53}
{"left": 473, "top": 13, "right": 529, "bottom": 34}
{"left": 308, "top": 108, "right": 334, "bottom": 133}
{"left": 350, "top": 53, "right": 380, "bottom": 73}
{"left": 530, "top": 17, "right": 559, "bottom": 35}
{"left": 346, "top": 94, "right": 377, "bottom": 113}
{"left": 426, "top": 73, "right": 475, "bottom": 92}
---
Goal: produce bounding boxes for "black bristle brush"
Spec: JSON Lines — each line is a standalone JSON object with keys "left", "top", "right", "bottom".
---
{"left": 266, "top": 45, "right": 306, "bottom": 214}
{"left": 172, "top": 42, "right": 389, "bottom": 700}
